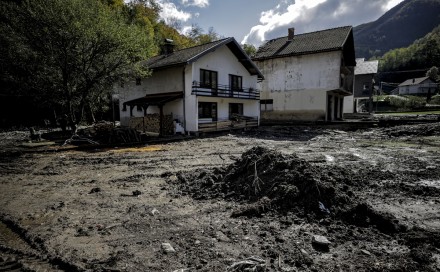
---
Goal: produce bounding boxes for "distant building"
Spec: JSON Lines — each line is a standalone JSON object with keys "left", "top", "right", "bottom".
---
{"left": 253, "top": 26, "right": 356, "bottom": 122}
{"left": 398, "top": 77, "right": 437, "bottom": 96}
{"left": 344, "top": 58, "right": 379, "bottom": 113}
{"left": 115, "top": 38, "right": 263, "bottom": 135}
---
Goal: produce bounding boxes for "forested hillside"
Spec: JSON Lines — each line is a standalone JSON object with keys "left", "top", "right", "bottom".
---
{"left": 378, "top": 25, "right": 440, "bottom": 72}
{"left": 354, "top": 0, "right": 440, "bottom": 59}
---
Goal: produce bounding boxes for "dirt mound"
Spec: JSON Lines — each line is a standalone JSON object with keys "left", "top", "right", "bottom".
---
{"left": 382, "top": 122, "right": 440, "bottom": 137}
{"left": 174, "top": 147, "right": 354, "bottom": 218}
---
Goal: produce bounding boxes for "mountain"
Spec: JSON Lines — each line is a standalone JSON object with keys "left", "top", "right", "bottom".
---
{"left": 354, "top": 0, "right": 440, "bottom": 59}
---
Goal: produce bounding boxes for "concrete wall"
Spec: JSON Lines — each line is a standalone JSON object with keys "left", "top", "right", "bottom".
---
{"left": 256, "top": 51, "right": 343, "bottom": 121}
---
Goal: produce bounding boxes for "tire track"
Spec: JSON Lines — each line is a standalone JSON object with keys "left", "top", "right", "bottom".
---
{"left": 0, "top": 218, "right": 79, "bottom": 272}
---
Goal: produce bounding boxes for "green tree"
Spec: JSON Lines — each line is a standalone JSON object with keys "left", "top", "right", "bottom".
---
{"left": 188, "top": 24, "right": 221, "bottom": 45}
{"left": 242, "top": 44, "right": 257, "bottom": 58}
{"left": 379, "top": 25, "right": 440, "bottom": 72}
{"left": 0, "top": 0, "right": 153, "bottom": 130}
{"left": 426, "top": 66, "right": 439, "bottom": 81}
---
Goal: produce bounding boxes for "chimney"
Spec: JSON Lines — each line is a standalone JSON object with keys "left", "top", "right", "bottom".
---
{"left": 161, "top": 38, "right": 175, "bottom": 55}
{"left": 288, "top": 27, "right": 295, "bottom": 41}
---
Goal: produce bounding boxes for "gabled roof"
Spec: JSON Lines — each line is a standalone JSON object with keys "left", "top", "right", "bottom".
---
{"left": 355, "top": 58, "right": 379, "bottom": 75}
{"left": 142, "top": 38, "right": 264, "bottom": 79}
{"left": 253, "top": 26, "right": 356, "bottom": 66}
{"left": 399, "top": 77, "right": 431, "bottom": 87}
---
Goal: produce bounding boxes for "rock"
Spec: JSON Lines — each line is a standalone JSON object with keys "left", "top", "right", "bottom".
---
{"left": 312, "top": 235, "right": 331, "bottom": 251}
{"left": 361, "top": 249, "right": 372, "bottom": 256}
{"left": 312, "top": 235, "right": 331, "bottom": 246}
{"left": 150, "top": 208, "right": 159, "bottom": 216}
{"left": 169, "top": 175, "right": 178, "bottom": 182}
{"left": 161, "top": 243, "right": 176, "bottom": 253}
{"left": 215, "top": 231, "right": 231, "bottom": 242}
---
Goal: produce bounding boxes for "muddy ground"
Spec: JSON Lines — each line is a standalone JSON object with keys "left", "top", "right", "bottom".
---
{"left": 0, "top": 120, "right": 439, "bottom": 271}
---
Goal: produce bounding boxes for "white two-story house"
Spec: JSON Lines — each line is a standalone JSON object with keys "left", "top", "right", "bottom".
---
{"left": 116, "top": 38, "right": 264, "bottom": 135}
{"left": 253, "top": 26, "right": 356, "bottom": 122}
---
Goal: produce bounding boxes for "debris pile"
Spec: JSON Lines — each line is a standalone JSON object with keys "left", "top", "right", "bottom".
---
{"left": 68, "top": 121, "right": 142, "bottom": 145}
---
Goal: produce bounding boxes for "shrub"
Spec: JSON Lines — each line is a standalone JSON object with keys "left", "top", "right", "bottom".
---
{"left": 430, "top": 94, "right": 440, "bottom": 105}
{"left": 384, "top": 95, "right": 426, "bottom": 110}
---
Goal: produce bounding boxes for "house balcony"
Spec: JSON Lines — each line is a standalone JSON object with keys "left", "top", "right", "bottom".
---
{"left": 191, "top": 81, "right": 260, "bottom": 100}
{"left": 198, "top": 116, "right": 259, "bottom": 132}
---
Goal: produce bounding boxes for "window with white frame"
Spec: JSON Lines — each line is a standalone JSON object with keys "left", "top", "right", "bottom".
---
{"left": 260, "top": 99, "right": 273, "bottom": 111}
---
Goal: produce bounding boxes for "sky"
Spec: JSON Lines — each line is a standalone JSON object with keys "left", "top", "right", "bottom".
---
{"left": 153, "top": 0, "right": 406, "bottom": 46}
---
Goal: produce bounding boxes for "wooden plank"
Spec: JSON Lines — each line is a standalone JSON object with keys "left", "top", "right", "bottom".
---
{"left": 246, "top": 121, "right": 258, "bottom": 127}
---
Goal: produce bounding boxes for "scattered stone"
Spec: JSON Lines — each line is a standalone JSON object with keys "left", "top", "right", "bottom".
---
{"left": 312, "top": 235, "right": 331, "bottom": 251}
{"left": 312, "top": 235, "right": 331, "bottom": 246}
{"left": 215, "top": 231, "right": 231, "bottom": 242}
{"left": 150, "top": 208, "right": 159, "bottom": 216}
{"left": 361, "top": 249, "right": 372, "bottom": 256}
{"left": 161, "top": 243, "right": 176, "bottom": 254}
{"left": 194, "top": 240, "right": 201, "bottom": 245}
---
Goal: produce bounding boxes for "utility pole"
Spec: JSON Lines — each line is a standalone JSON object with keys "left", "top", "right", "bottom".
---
{"left": 376, "top": 81, "right": 382, "bottom": 113}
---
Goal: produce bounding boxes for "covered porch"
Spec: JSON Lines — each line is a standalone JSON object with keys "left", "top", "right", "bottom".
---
{"left": 123, "top": 92, "right": 183, "bottom": 136}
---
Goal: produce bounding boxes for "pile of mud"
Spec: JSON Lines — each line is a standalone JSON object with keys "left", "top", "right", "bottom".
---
{"left": 173, "top": 147, "right": 355, "bottom": 218}
{"left": 171, "top": 147, "right": 408, "bottom": 233}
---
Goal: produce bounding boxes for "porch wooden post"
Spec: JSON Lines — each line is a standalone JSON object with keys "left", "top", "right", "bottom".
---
{"left": 143, "top": 105, "right": 149, "bottom": 132}
{"left": 159, "top": 104, "right": 164, "bottom": 136}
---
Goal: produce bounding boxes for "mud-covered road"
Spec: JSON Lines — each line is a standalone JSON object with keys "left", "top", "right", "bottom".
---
{"left": 0, "top": 122, "right": 439, "bottom": 271}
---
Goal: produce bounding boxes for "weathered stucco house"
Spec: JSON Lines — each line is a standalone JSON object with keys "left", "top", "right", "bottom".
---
{"left": 116, "top": 38, "right": 263, "bottom": 135}
{"left": 344, "top": 58, "right": 379, "bottom": 113}
{"left": 253, "top": 26, "right": 356, "bottom": 122}
{"left": 398, "top": 77, "right": 437, "bottom": 96}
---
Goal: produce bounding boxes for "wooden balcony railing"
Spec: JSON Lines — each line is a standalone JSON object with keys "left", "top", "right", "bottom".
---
{"left": 191, "top": 81, "right": 260, "bottom": 100}
{"left": 198, "top": 116, "right": 259, "bottom": 132}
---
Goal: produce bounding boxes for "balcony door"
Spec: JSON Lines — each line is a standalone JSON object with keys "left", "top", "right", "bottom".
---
{"left": 229, "top": 74, "right": 242, "bottom": 97}
{"left": 200, "top": 69, "right": 218, "bottom": 96}
{"left": 198, "top": 102, "right": 217, "bottom": 121}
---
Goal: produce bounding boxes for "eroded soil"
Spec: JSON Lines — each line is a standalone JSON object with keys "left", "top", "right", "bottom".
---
{"left": 0, "top": 122, "right": 439, "bottom": 271}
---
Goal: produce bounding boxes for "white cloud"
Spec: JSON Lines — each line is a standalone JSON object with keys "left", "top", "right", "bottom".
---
{"left": 383, "top": 0, "right": 403, "bottom": 11}
{"left": 181, "top": 25, "right": 193, "bottom": 35}
{"left": 242, "top": 0, "right": 405, "bottom": 46}
{"left": 157, "top": 0, "right": 192, "bottom": 24}
{"left": 182, "top": 0, "right": 209, "bottom": 8}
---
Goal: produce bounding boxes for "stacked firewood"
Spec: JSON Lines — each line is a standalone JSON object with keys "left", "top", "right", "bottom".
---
{"left": 129, "top": 114, "right": 174, "bottom": 135}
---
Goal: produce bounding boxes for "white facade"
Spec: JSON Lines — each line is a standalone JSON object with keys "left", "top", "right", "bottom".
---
{"left": 398, "top": 79, "right": 437, "bottom": 95}
{"left": 255, "top": 51, "right": 352, "bottom": 121}
{"left": 116, "top": 42, "right": 261, "bottom": 134}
